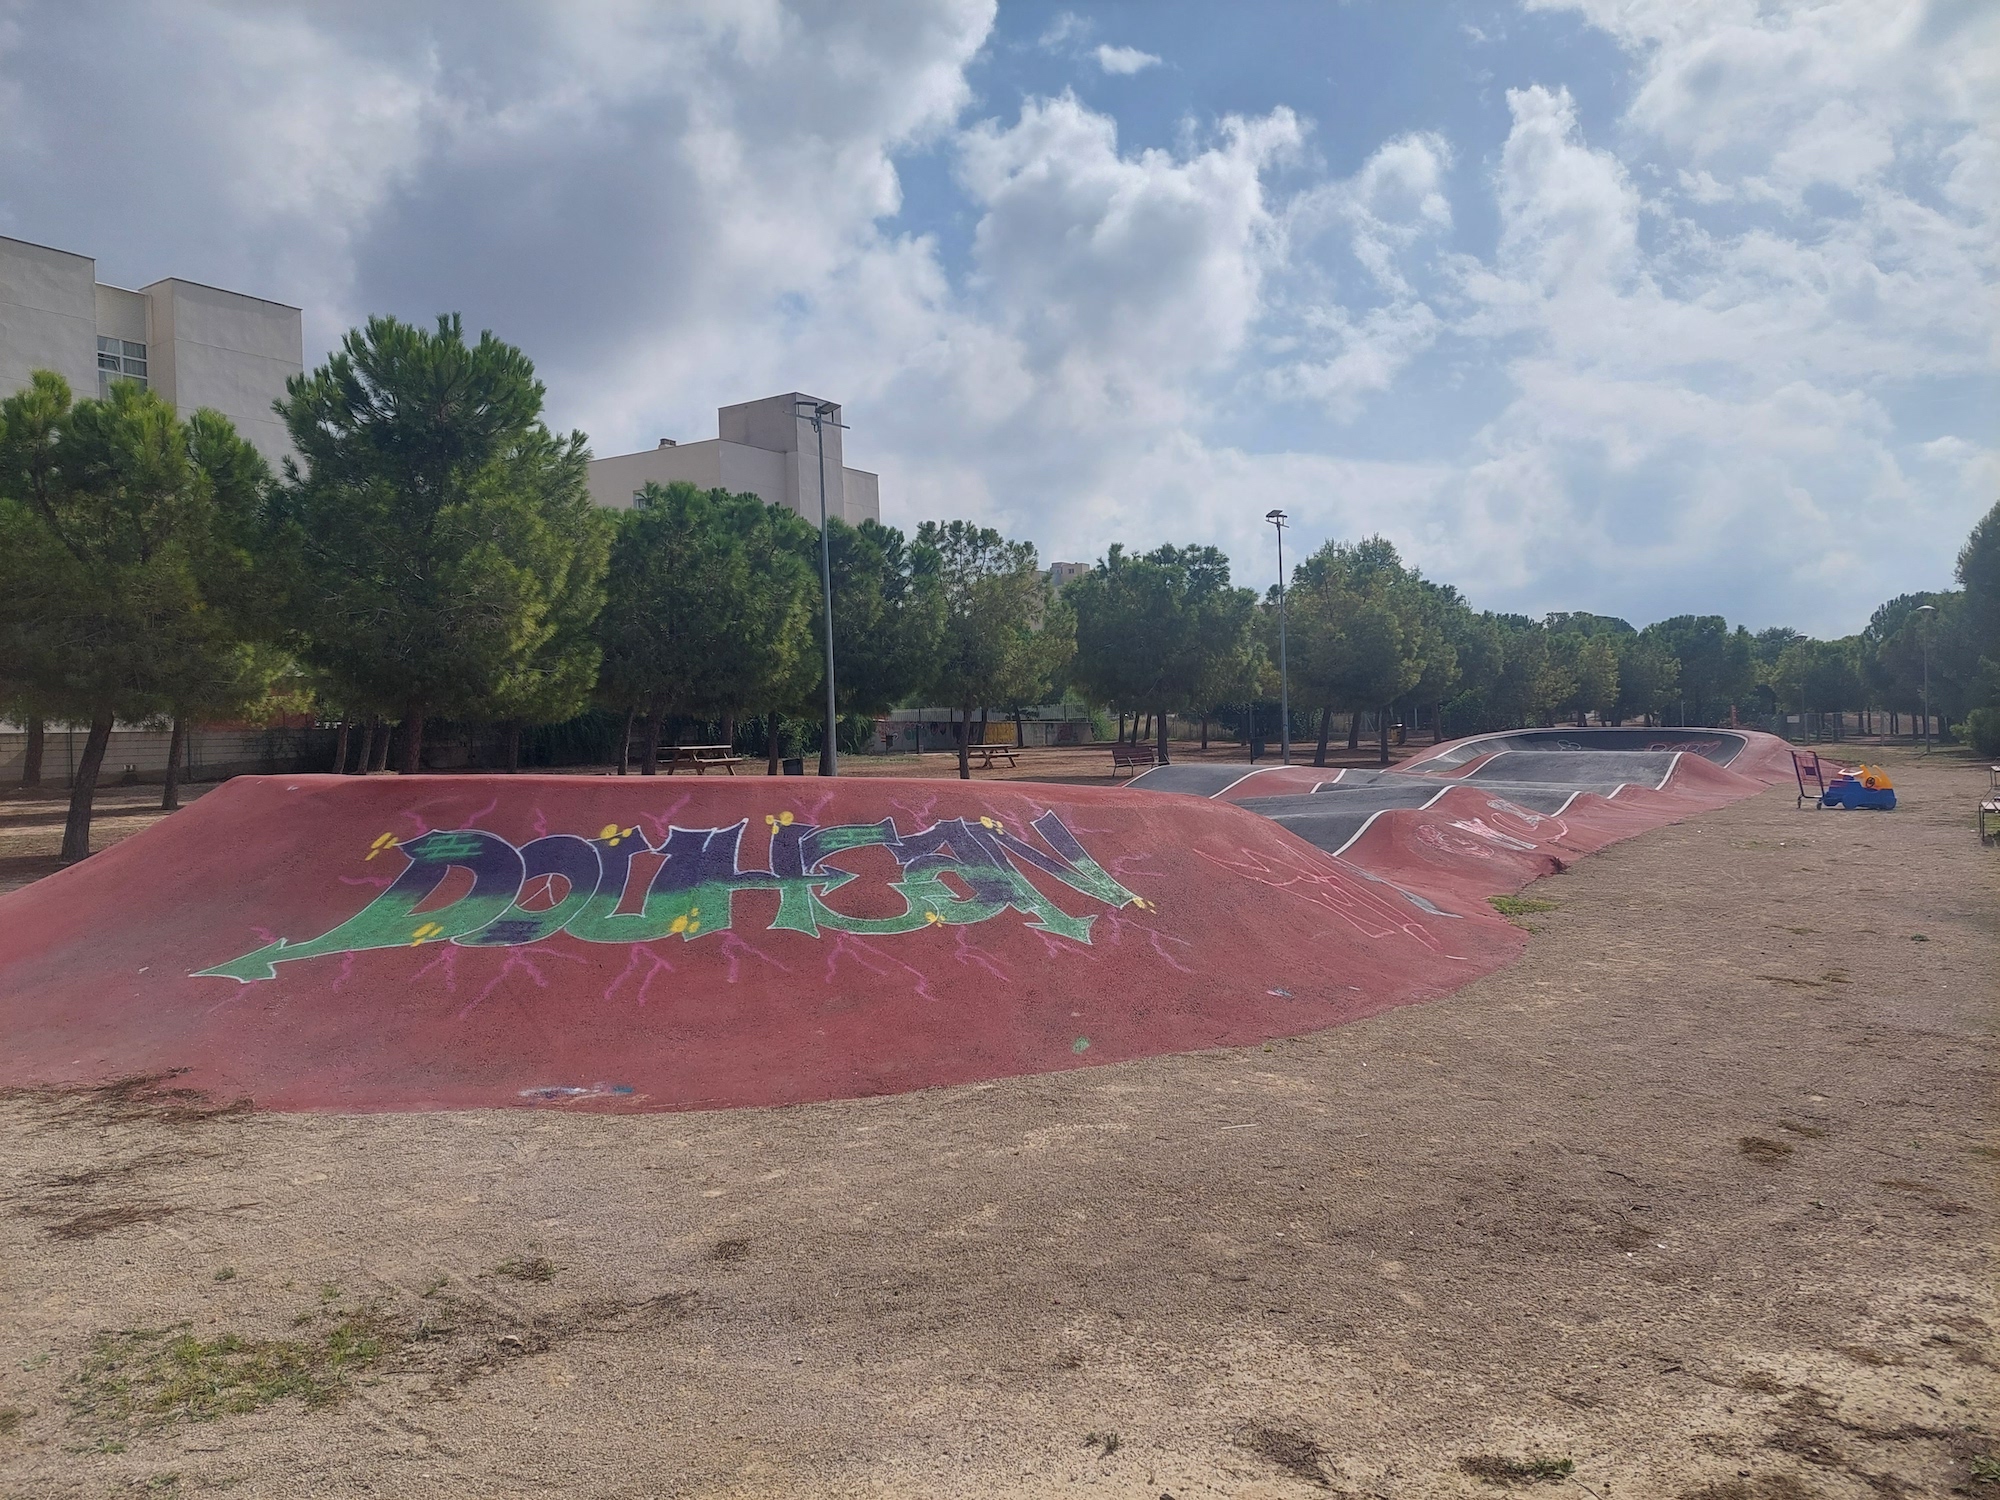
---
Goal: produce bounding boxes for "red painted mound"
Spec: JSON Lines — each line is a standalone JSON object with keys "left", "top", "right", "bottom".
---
{"left": 1335, "top": 755, "right": 1776, "bottom": 909}
{"left": 0, "top": 775, "right": 1520, "bottom": 1113}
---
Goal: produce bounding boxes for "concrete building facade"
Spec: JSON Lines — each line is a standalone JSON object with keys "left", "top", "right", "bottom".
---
{"left": 587, "top": 393, "right": 880, "bottom": 526}
{"left": 1046, "top": 561, "right": 1091, "bottom": 591}
{"left": 0, "top": 235, "right": 303, "bottom": 465}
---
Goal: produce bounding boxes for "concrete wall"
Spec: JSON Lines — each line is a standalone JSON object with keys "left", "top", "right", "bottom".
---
{"left": 93, "top": 284, "right": 149, "bottom": 348}
{"left": 0, "top": 238, "right": 301, "bottom": 468}
{"left": 0, "top": 726, "right": 332, "bottom": 785}
{"left": 840, "top": 466, "right": 880, "bottom": 525}
{"left": 0, "top": 236, "right": 98, "bottom": 399}
{"left": 587, "top": 440, "right": 722, "bottom": 510}
{"left": 588, "top": 393, "right": 880, "bottom": 526}
{"left": 722, "top": 392, "right": 847, "bottom": 519}
{"left": 144, "top": 278, "right": 302, "bottom": 466}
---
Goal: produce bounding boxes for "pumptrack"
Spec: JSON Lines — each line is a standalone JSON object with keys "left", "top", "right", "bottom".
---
{"left": 0, "top": 728, "right": 1794, "bottom": 1113}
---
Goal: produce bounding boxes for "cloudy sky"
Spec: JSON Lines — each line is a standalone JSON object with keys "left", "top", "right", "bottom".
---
{"left": 2, "top": 1, "right": 1993, "bottom": 635}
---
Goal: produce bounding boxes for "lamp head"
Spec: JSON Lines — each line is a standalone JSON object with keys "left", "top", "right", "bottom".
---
{"left": 1265, "top": 509, "right": 1286, "bottom": 525}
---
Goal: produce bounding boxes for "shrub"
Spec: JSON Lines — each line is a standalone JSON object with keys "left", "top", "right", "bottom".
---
{"left": 1961, "top": 706, "right": 2000, "bottom": 758}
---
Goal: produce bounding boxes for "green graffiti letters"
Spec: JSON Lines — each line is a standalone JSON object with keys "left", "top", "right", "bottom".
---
{"left": 197, "top": 810, "right": 1146, "bottom": 983}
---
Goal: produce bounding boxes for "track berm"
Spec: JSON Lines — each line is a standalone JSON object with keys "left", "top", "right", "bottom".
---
{"left": 0, "top": 728, "right": 1794, "bottom": 1112}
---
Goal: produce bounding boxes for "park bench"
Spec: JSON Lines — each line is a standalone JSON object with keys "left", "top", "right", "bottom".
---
{"left": 967, "top": 744, "right": 1019, "bottom": 771}
{"left": 661, "top": 743, "right": 744, "bottom": 776}
{"left": 1982, "top": 766, "right": 2000, "bottom": 844}
{"left": 1110, "top": 744, "right": 1159, "bottom": 776}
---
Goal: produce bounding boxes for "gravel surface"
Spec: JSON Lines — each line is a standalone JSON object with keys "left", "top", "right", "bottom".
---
{"left": 0, "top": 747, "right": 1992, "bottom": 1497}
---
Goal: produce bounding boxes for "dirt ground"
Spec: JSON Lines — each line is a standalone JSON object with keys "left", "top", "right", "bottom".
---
{"left": 0, "top": 746, "right": 1994, "bottom": 1498}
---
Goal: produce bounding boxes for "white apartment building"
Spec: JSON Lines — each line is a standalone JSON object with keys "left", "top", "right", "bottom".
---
{"left": 587, "top": 392, "right": 880, "bottom": 526}
{"left": 0, "top": 235, "right": 303, "bottom": 465}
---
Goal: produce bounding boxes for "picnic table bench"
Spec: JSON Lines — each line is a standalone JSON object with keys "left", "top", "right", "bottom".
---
{"left": 1982, "top": 766, "right": 2000, "bottom": 844}
{"left": 1110, "top": 743, "right": 1159, "bottom": 775}
{"left": 967, "top": 744, "right": 1018, "bottom": 771}
{"left": 661, "top": 743, "right": 745, "bottom": 775}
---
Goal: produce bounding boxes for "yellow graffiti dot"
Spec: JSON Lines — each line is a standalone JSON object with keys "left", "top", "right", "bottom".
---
{"left": 764, "top": 814, "right": 776, "bottom": 827}
{"left": 686, "top": 921, "right": 700, "bottom": 935}
{"left": 778, "top": 811, "right": 794, "bottom": 826}
{"left": 669, "top": 914, "right": 689, "bottom": 935}
{"left": 365, "top": 832, "right": 398, "bottom": 861}
{"left": 409, "top": 922, "right": 444, "bottom": 945}
{"left": 689, "top": 906, "right": 699, "bottom": 918}
{"left": 924, "top": 910, "right": 944, "bottom": 925}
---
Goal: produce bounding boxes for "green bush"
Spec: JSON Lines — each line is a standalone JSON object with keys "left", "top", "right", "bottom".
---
{"left": 1961, "top": 706, "right": 2000, "bottom": 758}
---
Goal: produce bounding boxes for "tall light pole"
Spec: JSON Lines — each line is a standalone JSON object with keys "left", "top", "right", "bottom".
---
{"left": 1916, "top": 602, "right": 1936, "bottom": 754}
{"left": 1266, "top": 509, "right": 1291, "bottom": 765}
{"left": 796, "top": 399, "right": 846, "bottom": 776}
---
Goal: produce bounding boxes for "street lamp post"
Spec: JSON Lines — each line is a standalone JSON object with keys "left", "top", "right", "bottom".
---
{"left": 1265, "top": 509, "right": 1290, "bottom": 765}
{"left": 796, "top": 399, "right": 847, "bottom": 777}
{"left": 1916, "top": 602, "right": 1937, "bottom": 753}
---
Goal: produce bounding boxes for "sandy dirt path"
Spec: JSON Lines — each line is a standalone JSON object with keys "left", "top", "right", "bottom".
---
{"left": 1, "top": 748, "right": 1993, "bottom": 1498}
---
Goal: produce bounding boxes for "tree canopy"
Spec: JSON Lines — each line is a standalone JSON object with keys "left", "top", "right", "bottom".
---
{"left": 1068, "top": 543, "right": 1255, "bottom": 763}
{"left": 271, "top": 314, "right": 608, "bottom": 772}
{"left": 0, "top": 373, "right": 274, "bottom": 857}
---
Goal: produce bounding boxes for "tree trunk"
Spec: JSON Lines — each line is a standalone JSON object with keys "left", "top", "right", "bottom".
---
{"left": 370, "top": 721, "right": 391, "bottom": 772}
{"left": 1347, "top": 710, "right": 1361, "bottom": 752}
{"left": 1014, "top": 705, "right": 1026, "bottom": 748}
{"left": 22, "top": 716, "right": 45, "bottom": 787}
{"left": 641, "top": 711, "right": 660, "bottom": 776}
{"left": 1200, "top": 714, "right": 1209, "bottom": 751}
{"left": 1116, "top": 711, "right": 1126, "bottom": 744}
{"left": 618, "top": 706, "right": 635, "bottom": 774}
{"left": 504, "top": 723, "right": 522, "bottom": 773}
{"left": 1378, "top": 703, "right": 1391, "bottom": 766}
{"left": 59, "top": 711, "right": 114, "bottom": 863}
{"left": 957, "top": 703, "right": 973, "bottom": 780}
{"left": 332, "top": 720, "right": 350, "bottom": 775}
{"left": 161, "top": 716, "right": 186, "bottom": 811}
{"left": 721, "top": 711, "right": 736, "bottom": 750}
{"left": 397, "top": 701, "right": 426, "bottom": 775}
{"left": 1142, "top": 712, "right": 1153, "bottom": 744}
{"left": 767, "top": 712, "right": 783, "bottom": 775}
{"left": 979, "top": 704, "right": 990, "bottom": 748}
{"left": 1434, "top": 702, "right": 1444, "bottom": 743}
{"left": 1155, "top": 706, "right": 1170, "bottom": 766}
{"left": 1314, "top": 704, "right": 1333, "bottom": 767}
{"left": 353, "top": 722, "right": 373, "bottom": 775}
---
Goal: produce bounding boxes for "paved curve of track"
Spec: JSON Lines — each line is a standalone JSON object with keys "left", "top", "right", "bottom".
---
{"left": 0, "top": 728, "right": 1794, "bottom": 1112}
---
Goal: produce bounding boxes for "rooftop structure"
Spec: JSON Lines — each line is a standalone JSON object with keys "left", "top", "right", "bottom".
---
{"left": 585, "top": 393, "right": 880, "bottom": 526}
{"left": 1046, "top": 561, "right": 1091, "bottom": 591}
{"left": 0, "top": 235, "right": 303, "bottom": 465}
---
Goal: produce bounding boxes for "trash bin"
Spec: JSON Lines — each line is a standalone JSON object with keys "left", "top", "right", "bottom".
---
{"left": 781, "top": 757, "right": 804, "bottom": 777}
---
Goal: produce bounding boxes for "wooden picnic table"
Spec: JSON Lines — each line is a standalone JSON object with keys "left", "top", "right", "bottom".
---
{"left": 967, "top": 744, "right": 1019, "bottom": 771}
{"left": 661, "top": 743, "right": 745, "bottom": 775}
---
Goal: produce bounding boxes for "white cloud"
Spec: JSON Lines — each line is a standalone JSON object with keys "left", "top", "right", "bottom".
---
{"left": 0, "top": 0, "right": 1990, "bottom": 635}
{"left": 1037, "top": 11, "right": 1089, "bottom": 51}
{"left": 1094, "top": 43, "right": 1162, "bottom": 75}
{"left": 1433, "top": 20, "right": 1999, "bottom": 628}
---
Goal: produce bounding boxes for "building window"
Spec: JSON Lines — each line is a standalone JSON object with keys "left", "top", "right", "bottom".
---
{"left": 96, "top": 336, "right": 147, "bottom": 398}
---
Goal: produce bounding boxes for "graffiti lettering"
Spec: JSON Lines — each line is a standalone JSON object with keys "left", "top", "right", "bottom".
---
{"left": 197, "top": 811, "right": 1143, "bottom": 984}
